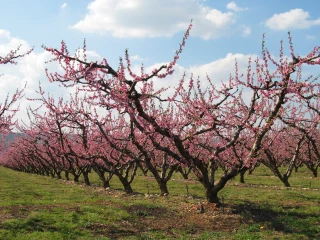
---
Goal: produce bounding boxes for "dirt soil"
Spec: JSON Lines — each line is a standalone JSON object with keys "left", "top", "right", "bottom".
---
{"left": 98, "top": 189, "right": 244, "bottom": 238}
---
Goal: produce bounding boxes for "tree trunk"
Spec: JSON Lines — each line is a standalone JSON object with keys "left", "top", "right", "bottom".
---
{"left": 205, "top": 168, "right": 241, "bottom": 204}
{"left": 118, "top": 176, "right": 133, "bottom": 194}
{"left": 181, "top": 173, "right": 189, "bottom": 179}
{"left": 206, "top": 184, "right": 220, "bottom": 203}
{"left": 158, "top": 180, "right": 169, "bottom": 196}
{"left": 281, "top": 176, "right": 291, "bottom": 187}
{"left": 239, "top": 169, "right": 247, "bottom": 183}
{"left": 83, "top": 171, "right": 91, "bottom": 186}
{"left": 272, "top": 167, "right": 291, "bottom": 187}
{"left": 98, "top": 173, "right": 111, "bottom": 188}
{"left": 56, "top": 171, "right": 62, "bottom": 179}
{"left": 65, "top": 171, "right": 69, "bottom": 180}
{"left": 263, "top": 162, "right": 292, "bottom": 188}
{"left": 307, "top": 166, "right": 318, "bottom": 178}
{"left": 92, "top": 167, "right": 113, "bottom": 188}
{"left": 145, "top": 158, "right": 170, "bottom": 196}
{"left": 281, "top": 136, "right": 304, "bottom": 187}
{"left": 74, "top": 174, "right": 80, "bottom": 183}
{"left": 139, "top": 164, "right": 148, "bottom": 176}
{"left": 103, "top": 180, "right": 110, "bottom": 188}
{"left": 177, "top": 166, "right": 192, "bottom": 179}
{"left": 123, "top": 182, "right": 133, "bottom": 194}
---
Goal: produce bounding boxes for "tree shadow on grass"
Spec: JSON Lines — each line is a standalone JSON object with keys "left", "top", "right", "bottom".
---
{"left": 231, "top": 201, "right": 320, "bottom": 239}
{"left": 0, "top": 215, "right": 87, "bottom": 239}
{"left": 86, "top": 204, "right": 173, "bottom": 239}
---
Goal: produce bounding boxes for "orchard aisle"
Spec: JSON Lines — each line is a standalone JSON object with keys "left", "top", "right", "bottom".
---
{"left": 0, "top": 166, "right": 319, "bottom": 239}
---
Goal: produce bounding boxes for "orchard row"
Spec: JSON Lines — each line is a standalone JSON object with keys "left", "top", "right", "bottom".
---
{"left": 0, "top": 24, "right": 320, "bottom": 203}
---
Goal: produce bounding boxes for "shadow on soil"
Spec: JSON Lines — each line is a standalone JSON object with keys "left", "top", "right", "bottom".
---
{"left": 231, "top": 201, "right": 320, "bottom": 239}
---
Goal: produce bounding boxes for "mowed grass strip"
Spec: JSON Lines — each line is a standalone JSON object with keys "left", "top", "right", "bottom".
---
{"left": 0, "top": 166, "right": 320, "bottom": 239}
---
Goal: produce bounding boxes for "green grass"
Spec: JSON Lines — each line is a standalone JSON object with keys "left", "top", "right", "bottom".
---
{"left": 0, "top": 166, "right": 320, "bottom": 239}
{"left": 237, "top": 166, "right": 320, "bottom": 189}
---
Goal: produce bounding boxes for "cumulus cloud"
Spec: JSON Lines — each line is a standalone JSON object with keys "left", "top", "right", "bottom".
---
{"left": 71, "top": 0, "right": 244, "bottom": 39}
{"left": 0, "top": 30, "right": 29, "bottom": 55}
{"left": 128, "top": 52, "right": 255, "bottom": 100}
{"left": 189, "top": 53, "right": 254, "bottom": 84}
{"left": 0, "top": 30, "right": 71, "bottom": 126}
{"left": 227, "top": 2, "right": 248, "bottom": 12}
{"left": 61, "top": 3, "right": 67, "bottom": 9}
{"left": 265, "top": 9, "right": 320, "bottom": 30}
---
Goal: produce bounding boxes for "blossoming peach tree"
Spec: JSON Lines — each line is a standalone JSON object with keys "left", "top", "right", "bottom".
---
{"left": 39, "top": 23, "right": 320, "bottom": 203}
{"left": 0, "top": 46, "right": 32, "bottom": 150}
{"left": 3, "top": 23, "right": 320, "bottom": 203}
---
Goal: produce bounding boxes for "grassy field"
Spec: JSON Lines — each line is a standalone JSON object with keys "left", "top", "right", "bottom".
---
{"left": 0, "top": 166, "right": 319, "bottom": 239}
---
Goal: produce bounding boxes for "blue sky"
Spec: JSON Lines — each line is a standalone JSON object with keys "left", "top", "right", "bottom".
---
{"left": 0, "top": 0, "right": 319, "bottom": 123}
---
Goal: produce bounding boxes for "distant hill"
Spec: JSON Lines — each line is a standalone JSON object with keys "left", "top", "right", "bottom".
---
{"left": 1, "top": 132, "right": 25, "bottom": 149}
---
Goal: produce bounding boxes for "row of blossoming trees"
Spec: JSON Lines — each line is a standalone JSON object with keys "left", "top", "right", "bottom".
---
{"left": 1, "top": 24, "right": 320, "bottom": 203}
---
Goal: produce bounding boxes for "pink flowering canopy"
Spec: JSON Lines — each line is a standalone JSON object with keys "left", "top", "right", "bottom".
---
{"left": 1, "top": 23, "right": 320, "bottom": 203}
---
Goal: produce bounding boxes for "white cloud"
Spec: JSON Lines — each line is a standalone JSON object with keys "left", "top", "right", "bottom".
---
{"left": 61, "top": 3, "right": 67, "bottom": 9}
{"left": 130, "top": 55, "right": 148, "bottom": 61}
{"left": 0, "top": 30, "right": 29, "bottom": 54}
{"left": 227, "top": 2, "right": 248, "bottom": 12}
{"left": 71, "top": 0, "right": 241, "bottom": 39}
{"left": 265, "top": 9, "right": 320, "bottom": 30}
{"left": 204, "top": 8, "right": 234, "bottom": 28}
{"left": 189, "top": 53, "right": 254, "bottom": 84}
{"left": 0, "top": 29, "right": 11, "bottom": 43}
{"left": 128, "top": 52, "right": 255, "bottom": 100}
{"left": 0, "top": 30, "right": 71, "bottom": 127}
{"left": 242, "top": 26, "right": 251, "bottom": 37}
